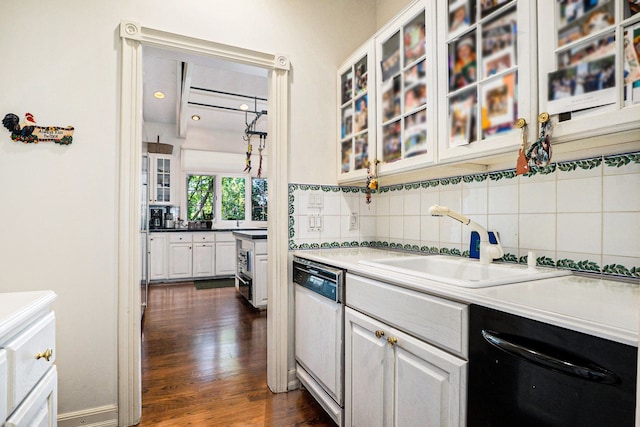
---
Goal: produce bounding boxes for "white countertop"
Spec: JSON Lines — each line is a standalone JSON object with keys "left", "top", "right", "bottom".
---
{"left": 294, "top": 248, "right": 640, "bottom": 346}
{"left": 0, "top": 291, "right": 57, "bottom": 342}
{"left": 233, "top": 230, "right": 268, "bottom": 239}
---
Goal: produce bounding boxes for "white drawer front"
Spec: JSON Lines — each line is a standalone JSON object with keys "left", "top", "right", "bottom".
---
{"left": 192, "top": 232, "right": 215, "bottom": 243}
{"left": 216, "top": 232, "right": 235, "bottom": 242}
{"left": 5, "top": 312, "right": 56, "bottom": 413}
{"left": 5, "top": 366, "right": 57, "bottom": 427}
{"left": 346, "top": 274, "right": 468, "bottom": 358}
{"left": 0, "top": 350, "right": 7, "bottom": 423}
{"left": 168, "top": 232, "right": 193, "bottom": 243}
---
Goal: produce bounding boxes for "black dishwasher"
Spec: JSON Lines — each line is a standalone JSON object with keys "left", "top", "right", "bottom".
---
{"left": 468, "top": 304, "right": 637, "bottom": 427}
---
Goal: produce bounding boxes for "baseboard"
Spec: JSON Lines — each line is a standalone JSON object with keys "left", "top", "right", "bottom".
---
{"left": 58, "top": 405, "right": 118, "bottom": 427}
{"left": 288, "top": 367, "right": 300, "bottom": 391}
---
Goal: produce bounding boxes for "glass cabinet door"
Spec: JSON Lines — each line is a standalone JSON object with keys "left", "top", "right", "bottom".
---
{"left": 153, "top": 155, "right": 172, "bottom": 204}
{"left": 438, "top": 0, "right": 537, "bottom": 163}
{"left": 338, "top": 42, "right": 376, "bottom": 183}
{"left": 537, "top": 0, "right": 640, "bottom": 143}
{"left": 375, "top": 0, "right": 437, "bottom": 176}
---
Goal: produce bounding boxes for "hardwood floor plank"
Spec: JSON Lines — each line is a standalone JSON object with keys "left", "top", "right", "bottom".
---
{"left": 139, "top": 283, "right": 337, "bottom": 426}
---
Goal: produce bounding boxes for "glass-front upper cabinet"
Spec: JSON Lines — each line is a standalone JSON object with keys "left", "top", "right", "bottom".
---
{"left": 150, "top": 153, "right": 173, "bottom": 205}
{"left": 375, "top": 0, "right": 437, "bottom": 176}
{"left": 337, "top": 42, "right": 376, "bottom": 183}
{"left": 537, "top": 0, "right": 640, "bottom": 143}
{"left": 437, "top": 0, "right": 537, "bottom": 163}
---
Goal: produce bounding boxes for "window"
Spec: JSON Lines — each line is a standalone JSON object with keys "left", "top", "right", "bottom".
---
{"left": 251, "top": 178, "right": 268, "bottom": 221}
{"left": 186, "top": 174, "right": 267, "bottom": 223}
{"left": 186, "top": 174, "right": 214, "bottom": 221}
{"left": 221, "top": 176, "right": 245, "bottom": 220}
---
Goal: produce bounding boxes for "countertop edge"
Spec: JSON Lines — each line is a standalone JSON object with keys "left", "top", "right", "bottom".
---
{"left": 0, "top": 291, "right": 57, "bottom": 342}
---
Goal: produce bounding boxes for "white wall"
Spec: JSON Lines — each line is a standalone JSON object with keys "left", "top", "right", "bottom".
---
{"left": 0, "top": 0, "right": 378, "bottom": 419}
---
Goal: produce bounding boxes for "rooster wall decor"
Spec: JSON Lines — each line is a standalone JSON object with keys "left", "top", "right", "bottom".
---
{"left": 2, "top": 113, "right": 74, "bottom": 145}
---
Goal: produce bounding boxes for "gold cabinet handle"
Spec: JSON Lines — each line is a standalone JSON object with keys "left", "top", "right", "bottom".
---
{"left": 375, "top": 330, "right": 385, "bottom": 339}
{"left": 387, "top": 337, "right": 398, "bottom": 346}
{"left": 36, "top": 348, "right": 53, "bottom": 362}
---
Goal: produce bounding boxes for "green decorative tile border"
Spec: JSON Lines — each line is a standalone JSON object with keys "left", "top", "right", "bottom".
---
{"left": 288, "top": 151, "right": 640, "bottom": 280}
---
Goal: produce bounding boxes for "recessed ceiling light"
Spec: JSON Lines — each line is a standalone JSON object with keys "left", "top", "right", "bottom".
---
{"left": 191, "top": 115, "right": 201, "bottom": 121}
{"left": 153, "top": 91, "right": 165, "bottom": 99}
{"left": 239, "top": 103, "right": 249, "bottom": 111}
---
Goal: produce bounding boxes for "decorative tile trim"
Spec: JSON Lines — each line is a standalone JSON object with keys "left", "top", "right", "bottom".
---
{"left": 557, "top": 158, "right": 602, "bottom": 172}
{"left": 604, "top": 152, "right": 640, "bottom": 168}
{"left": 288, "top": 151, "right": 640, "bottom": 282}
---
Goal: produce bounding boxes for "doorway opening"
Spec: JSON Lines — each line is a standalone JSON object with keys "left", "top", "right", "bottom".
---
{"left": 119, "top": 21, "right": 290, "bottom": 426}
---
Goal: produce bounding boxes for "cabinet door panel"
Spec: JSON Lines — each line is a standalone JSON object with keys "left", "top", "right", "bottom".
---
{"left": 5, "top": 367, "right": 57, "bottom": 427}
{"left": 345, "top": 308, "right": 386, "bottom": 427}
{"left": 148, "top": 234, "right": 167, "bottom": 281}
{"left": 168, "top": 243, "right": 192, "bottom": 279}
{"left": 215, "top": 241, "right": 236, "bottom": 276}
{"left": 192, "top": 244, "right": 214, "bottom": 277}
{"left": 0, "top": 350, "right": 6, "bottom": 423}
{"left": 254, "top": 254, "right": 268, "bottom": 308}
{"left": 537, "top": 0, "right": 640, "bottom": 145}
{"left": 392, "top": 327, "right": 467, "bottom": 427}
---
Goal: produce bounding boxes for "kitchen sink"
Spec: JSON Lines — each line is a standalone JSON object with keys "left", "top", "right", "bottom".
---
{"left": 358, "top": 255, "right": 571, "bottom": 288}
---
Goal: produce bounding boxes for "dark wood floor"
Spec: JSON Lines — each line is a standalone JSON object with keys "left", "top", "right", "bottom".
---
{"left": 139, "top": 283, "right": 337, "bottom": 426}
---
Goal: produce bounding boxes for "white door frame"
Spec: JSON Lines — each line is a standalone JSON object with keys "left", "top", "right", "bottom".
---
{"left": 118, "top": 21, "right": 290, "bottom": 426}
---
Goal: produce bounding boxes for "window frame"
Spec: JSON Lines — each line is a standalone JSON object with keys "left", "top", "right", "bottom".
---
{"left": 184, "top": 171, "right": 267, "bottom": 228}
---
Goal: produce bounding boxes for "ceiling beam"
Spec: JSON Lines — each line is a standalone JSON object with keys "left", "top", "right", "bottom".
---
{"left": 177, "top": 61, "right": 193, "bottom": 138}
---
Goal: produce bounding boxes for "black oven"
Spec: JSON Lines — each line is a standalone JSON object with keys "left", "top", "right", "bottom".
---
{"left": 236, "top": 246, "right": 254, "bottom": 305}
{"left": 468, "top": 304, "right": 637, "bottom": 426}
{"left": 236, "top": 273, "right": 252, "bottom": 302}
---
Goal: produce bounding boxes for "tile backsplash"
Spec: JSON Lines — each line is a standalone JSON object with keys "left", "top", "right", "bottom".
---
{"left": 289, "top": 151, "right": 640, "bottom": 281}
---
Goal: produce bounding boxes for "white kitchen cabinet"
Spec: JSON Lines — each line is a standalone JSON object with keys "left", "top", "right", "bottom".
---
{"left": 436, "top": 0, "right": 538, "bottom": 164}
{"left": 0, "top": 291, "right": 57, "bottom": 427}
{"left": 344, "top": 273, "right": 467, "bottom": 426}
{"left": 536, "top": 0, "right": 640, "bottom": 145}
{"left": 214, "top": 232, "right": 236, "bottom": 276}
{"left": 148, "top": 153, "right": 174, "bottom": 205}
{"left": 168, "top": 233, "right": 193, "bottom": 279}
{"left": 148, "top": 233, "right": 168, "bottom": 281}
{"left": 192, "top": 243, "right": 215, "bottom": 277}
{"left": 192, "top": 232, "right": 215, "bottom": 278}
{"left": 345, "top": 307, "right": 466, "bottom": 427}
{"left": 233, "top": 231, "right": 268, "bottom": 309}
{"left": 253, "top": 254, "right": 268, "bottom": 308}
{"left": 375, "top": 0, "right": 438, "bottom": 176}
{"left": 337, "top": 41, "right": 377, "bottom": 183}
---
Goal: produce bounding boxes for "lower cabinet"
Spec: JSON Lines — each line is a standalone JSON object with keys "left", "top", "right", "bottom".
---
{"left": 168, "top": 243, "right": 193, "bottom": 279}
{"left": 345, "top": 307, "right": 466, "bottom": 427}
{"left": 148, "top": 233, "right": 168, "bottom": 281}
{"left": 215, "top": 239, "right": 236, "bottom": 276}
{"left": 149, "top": 231, "right": 238, "bottom": 281}
{"left": 0, "top": 291, "right": 57, "bottom": 427}
{"left": 253, "top": 254, "right": 268, "bottom": 308}
{"left": 192, "top": 243, "right": 215, "bottom": 277}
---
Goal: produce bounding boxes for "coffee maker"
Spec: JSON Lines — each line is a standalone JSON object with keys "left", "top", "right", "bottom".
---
{"left": 149, "top": 207, "right": 163, "bottom": 229}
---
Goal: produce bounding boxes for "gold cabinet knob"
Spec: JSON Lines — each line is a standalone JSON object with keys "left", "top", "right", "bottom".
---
{"left": 515, "top": 118, "right": 527, "bottom": 128}
{"left": 387, "top": 337, "right": 398, "bottom": 346}
{"left": 538, "top": 112, "right": 550, "bottom": 123}
{"left": 36, "top": 348, "right": 53, "bottom": 362}
{"left": 375, "top": 330, "right": 385, "bottom": 339}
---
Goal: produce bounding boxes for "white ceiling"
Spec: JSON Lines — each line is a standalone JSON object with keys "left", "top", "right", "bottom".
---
{"left": 142, "top": 46, "right": 268, "bottom": 154}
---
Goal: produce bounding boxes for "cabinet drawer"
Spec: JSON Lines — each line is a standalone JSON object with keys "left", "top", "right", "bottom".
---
{"left": 5, "top": 366, "right": 57, "bottom": 427}
{"left": 0, "top": 350, "right": 6, "bottom": 423}
{"left": 169, "top": 233, "right": 192, "bottom": 243}
{"left": 346, "top": 274, "right": 468, "bottom": 358}
{"left": 216, "top": 232, "right": 235, "bottom": 242}
{"left": 5, "top": 312, "right": 56, "bottom": 413}
{"left": 192, "top": 232, "right": 215, "bottom": 243}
